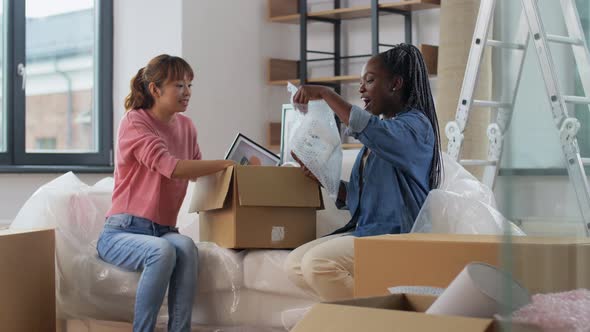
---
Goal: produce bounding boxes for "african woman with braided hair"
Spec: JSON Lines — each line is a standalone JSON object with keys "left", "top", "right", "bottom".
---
{"left": 285, "top": 44, "right": 442, "bottom": 301}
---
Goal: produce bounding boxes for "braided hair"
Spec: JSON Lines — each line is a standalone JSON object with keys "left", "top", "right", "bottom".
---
{"left": 377, "top": 43, "right": 443, "bottom": 189}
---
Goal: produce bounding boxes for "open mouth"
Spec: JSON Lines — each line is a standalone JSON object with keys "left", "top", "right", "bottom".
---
{"left": 362, "top": 97, "right": 372, "bottom": 110}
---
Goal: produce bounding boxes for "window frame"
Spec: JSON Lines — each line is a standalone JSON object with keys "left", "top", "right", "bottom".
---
{"left": 0, "top": 0, "right": 113, "bottom": 172}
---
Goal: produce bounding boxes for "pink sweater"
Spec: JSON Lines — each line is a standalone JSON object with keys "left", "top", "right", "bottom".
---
{"left": 107, "top": 109, "right": 201, "bottom": 227}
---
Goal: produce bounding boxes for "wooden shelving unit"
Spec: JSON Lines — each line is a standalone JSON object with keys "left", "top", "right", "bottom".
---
{"left": 267, "top": 44, "right": 438, "bottom": 86}
{"left": 268, "top": 0, "right": 440, "bottom": 23}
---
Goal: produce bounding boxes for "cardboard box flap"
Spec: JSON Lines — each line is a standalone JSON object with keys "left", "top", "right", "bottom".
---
{"left": 328, "top": 294, "right": 437, "bottom": 313}
{"left": 189, "top": 166, "right": 234, "bottom": 212}
{"left": 328, "top": 294, "right": 406, "bottom": 310}
{"left": 291, "top": 303, "right": 495, "bottom": 332}
{"left": 235, "top": 166, "right": 321, "bottom": 208}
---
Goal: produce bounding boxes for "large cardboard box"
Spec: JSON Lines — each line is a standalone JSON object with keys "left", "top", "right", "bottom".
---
{"left": 0, "top": 228, "right": 55, "bottom": 332}
{"left": 355, "top": 234, "right": 590, "bottom": 297}
{"left": 291, "top": 293, "right": 539, "bottom": 332}
{"left": 190, "top": 165, "right": 322, "bottom": 249}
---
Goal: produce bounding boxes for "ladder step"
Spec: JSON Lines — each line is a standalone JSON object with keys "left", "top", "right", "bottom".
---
{"left": 563, "top": 95, "right": 590, "bottom": 104}
{"left": 487, "top": 39, "right": 526, "bottom": 50}
{"left": 546, "top": 34, "right": 583, "bottom": 46}
{"left": 472, "top": 100, "right": 512, "bottom": 108}
{"left": 460, "top": 160, "right": 498, "bottom": 167}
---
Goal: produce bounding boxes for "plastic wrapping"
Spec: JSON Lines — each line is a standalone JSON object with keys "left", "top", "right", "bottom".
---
{"left": 9, "top": 172, "right": 319, "bottom": 330}
{"left": 243, "top": 250, "right": 315, "bottom": 299}
{"left": 9, "top": 172, "right": 139, "bottom": 321}
{"left": 287, "top": 83, "right": 343, "bottom": 198}
{"left": 8, "top": 173, "right": 246, "bottom": 324}
{"left": 439, "top": 153, "right": 497, "bottom": 207}
{"left": 411, "top": 154, "right": 525, "bottom": 235}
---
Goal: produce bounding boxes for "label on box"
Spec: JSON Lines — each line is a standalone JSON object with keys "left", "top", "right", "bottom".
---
{"left": 271, "top": 226, "right": 285, "bottom": 242}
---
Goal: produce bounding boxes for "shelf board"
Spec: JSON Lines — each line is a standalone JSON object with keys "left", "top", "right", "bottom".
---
{"left": 269, "top": 0, "right": 440, "bottom": 24}
{"left": 269, "top": 75, "right": 359, "bottom": 86}
{"left": 269, "top": 74, "right": 437, "bottom": 86}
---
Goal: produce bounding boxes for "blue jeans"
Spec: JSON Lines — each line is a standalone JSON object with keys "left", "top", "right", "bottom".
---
{"left": 97, "top": 214, "right": 197, "bottom": 332}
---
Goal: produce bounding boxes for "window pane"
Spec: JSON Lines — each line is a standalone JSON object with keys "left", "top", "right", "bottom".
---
{"left": 0, "top": 1, "right": 4, "bottom": 153}
{"left": 25, "top": 0, "right": 96, "bottom": 153}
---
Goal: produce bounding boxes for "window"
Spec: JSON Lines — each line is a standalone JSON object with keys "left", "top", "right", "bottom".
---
{"left": 0, "top": 0, "right": 113, "bottom": 171}
{"left": 497, "top": 0, "right": 590, "bottom": 171}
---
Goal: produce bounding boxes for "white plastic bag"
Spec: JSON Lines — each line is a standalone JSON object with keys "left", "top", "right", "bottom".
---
{"left": 287, "top": 83, "right": 342, "bottom": 198}
{"left": 411, "top": 153, "right": 525, "bottom": 236}
{"left": 439, "top": 153, "right": 497, "bottom": 207}
{"left": 411, "top": 190, "right": 525, "bottom": 235}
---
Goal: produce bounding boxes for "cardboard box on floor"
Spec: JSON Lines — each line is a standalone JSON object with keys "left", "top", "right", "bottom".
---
{"left": 190, "top": 165, "right": 323, "bottom": 249}
{"left": 0, "top": 228, "right": 55, "bottom": 332}
{"left": 355, "top": 233, "right": 590, "bottom": 297}
{"left": 291, "top": 293, "right": 540, "bottom": 332}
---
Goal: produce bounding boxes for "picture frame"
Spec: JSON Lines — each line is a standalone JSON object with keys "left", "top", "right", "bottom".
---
{"left": 279, "top": 104, "right": 304, "bottom": 164}
{"left": 224, "top": 133, "right": 280, "bottom": 166}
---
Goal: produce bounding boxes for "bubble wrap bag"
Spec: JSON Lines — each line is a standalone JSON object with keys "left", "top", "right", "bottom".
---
{"left": 411, "top": 153, "right": 525, "bottom": 236}
{"left": 287, "top": 83, "right": 342, "bottom": 198}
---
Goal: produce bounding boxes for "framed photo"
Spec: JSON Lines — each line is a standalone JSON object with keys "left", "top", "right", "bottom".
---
{"left": 279, "top": 104, "right": 304, "bottom": 164}
{"left": 225, "top": 133, "right": 280, "bottom": 166}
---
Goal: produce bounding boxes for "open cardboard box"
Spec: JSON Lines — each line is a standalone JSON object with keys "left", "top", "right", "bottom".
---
{"left": 190, "top": 165, "right": 323, "bottom": 249}
{"left": 291, "top": 293, "right": 539, "bottom": 332}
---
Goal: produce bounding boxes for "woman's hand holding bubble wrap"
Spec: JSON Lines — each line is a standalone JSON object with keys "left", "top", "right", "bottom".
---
{"left": 291, "top": 151, "right": 321, "bottom": 186}
{"left": 292, "top": 85, "right": 328, "bottom": 105}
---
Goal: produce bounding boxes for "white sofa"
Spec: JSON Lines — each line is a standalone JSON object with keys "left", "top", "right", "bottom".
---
{"left": 10, "top": 150, "right": 359, "bottom": 332}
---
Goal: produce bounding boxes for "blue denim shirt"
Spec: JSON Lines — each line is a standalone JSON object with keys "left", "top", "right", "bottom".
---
{"left": 333, "top": 105, "right": 434, "bottom": 237}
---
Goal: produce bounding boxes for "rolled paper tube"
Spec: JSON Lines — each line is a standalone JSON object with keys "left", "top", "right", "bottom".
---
{"left": 426, "top": 262, "right": 530, "bottom": 318}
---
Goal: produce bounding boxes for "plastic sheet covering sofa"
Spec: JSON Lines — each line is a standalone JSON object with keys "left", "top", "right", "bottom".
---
{"left": 9, "top": 149, "right": 358, "bottom": 331}
{"left": 9, "top": 150, "right": 522, "bottom": 331}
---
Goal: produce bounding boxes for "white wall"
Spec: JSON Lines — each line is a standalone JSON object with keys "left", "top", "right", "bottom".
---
{"left": 0, "top": 0, "right": 184, "bottom": 223}
{"left": 112, "top": 0, "right": 183, "bottom": 128}
{"left": 181, "top": 0, "right": 297, "bottom": 159}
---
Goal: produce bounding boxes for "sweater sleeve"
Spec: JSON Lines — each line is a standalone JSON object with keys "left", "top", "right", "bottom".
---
{"left": 118, "top": 115, "right": 179, "bottom": 179}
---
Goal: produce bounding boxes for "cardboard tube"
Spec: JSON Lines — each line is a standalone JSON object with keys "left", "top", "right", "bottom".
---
{"left": 426, "top": 262, "right": 530, "bottom": 318}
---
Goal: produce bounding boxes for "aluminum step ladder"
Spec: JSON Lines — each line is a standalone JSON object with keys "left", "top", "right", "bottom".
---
{"left": 445, "top": 0, "right": 590, "bottom": 235}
